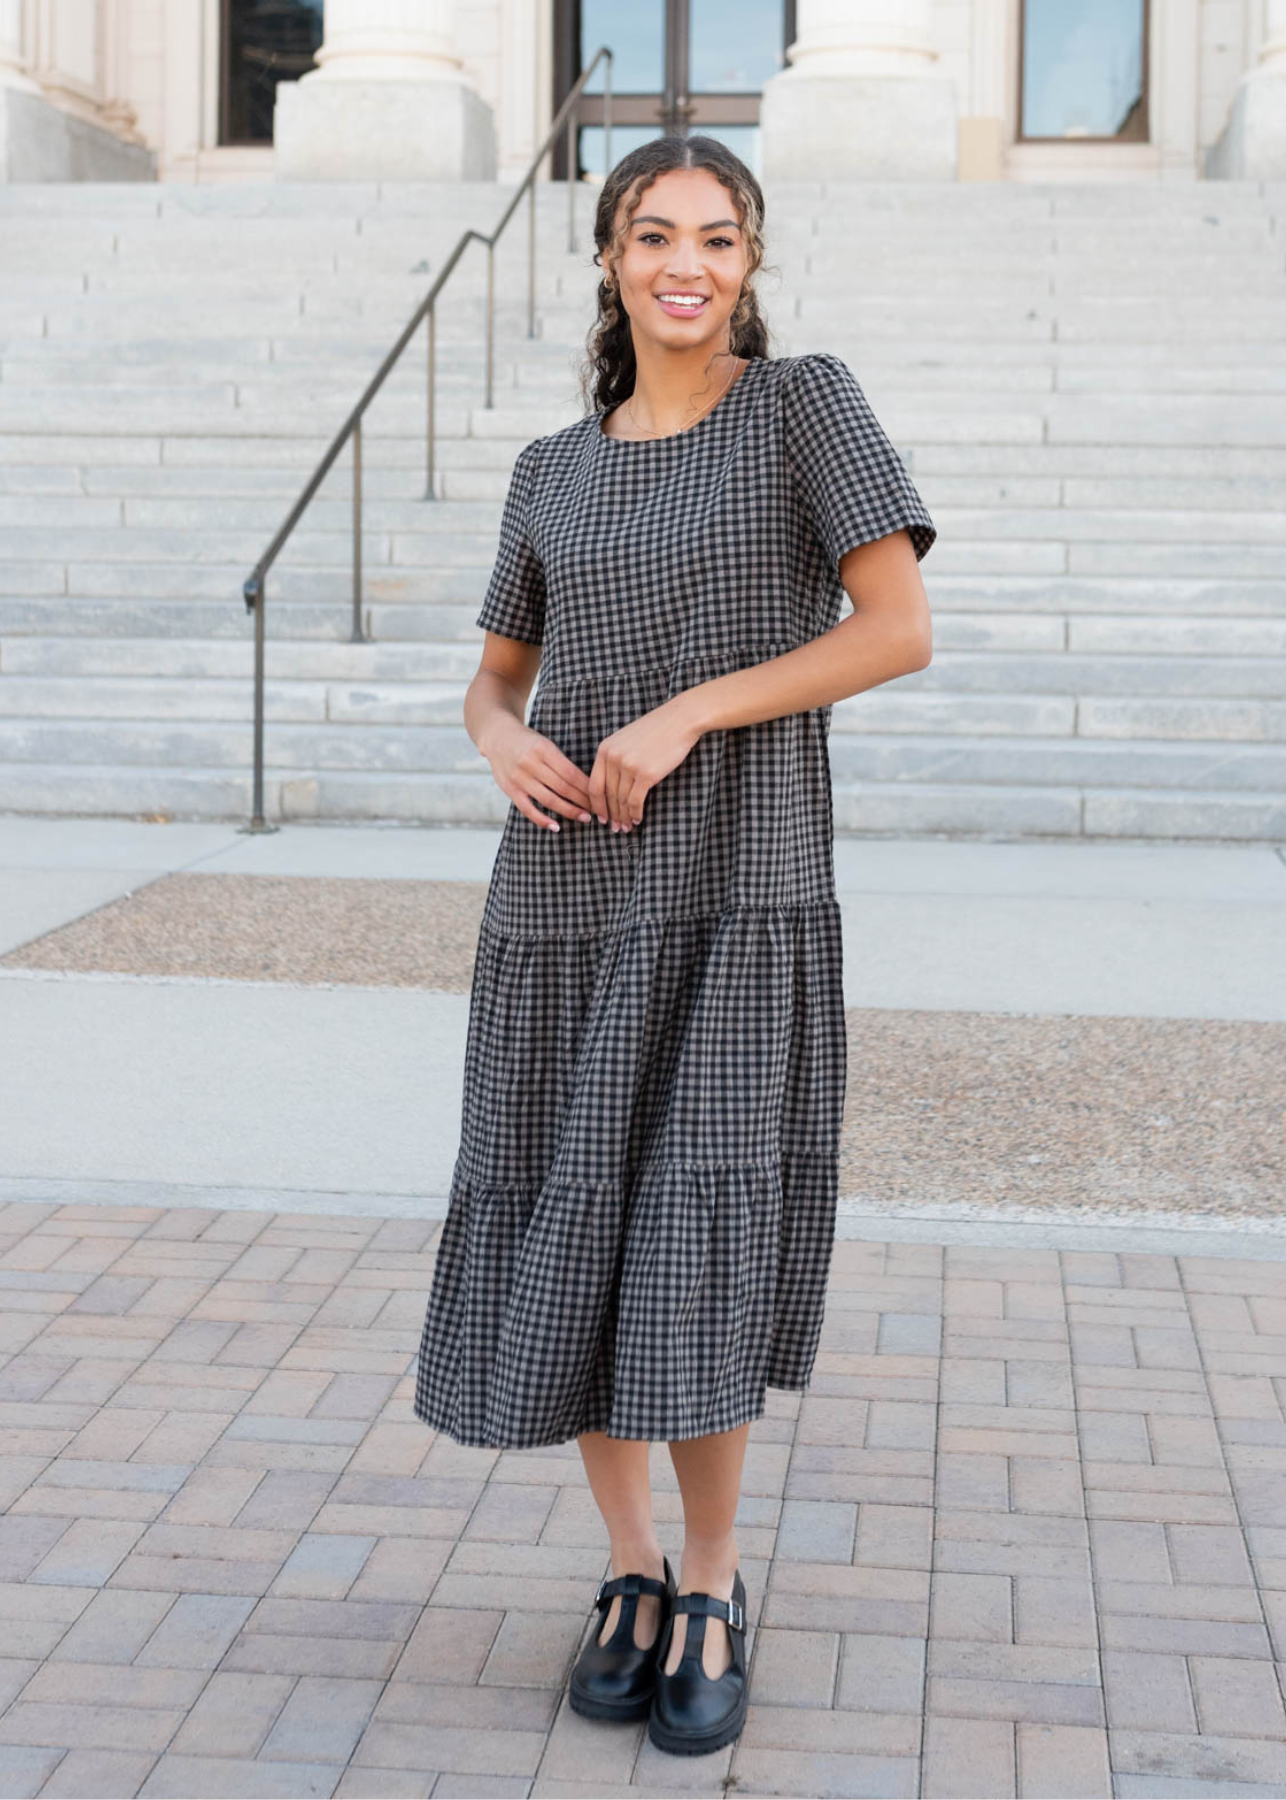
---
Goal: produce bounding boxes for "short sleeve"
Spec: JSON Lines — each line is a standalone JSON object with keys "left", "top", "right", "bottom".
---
{"left": 474, "top": 436, "right": 547, "bottom": 645}
{"left": 782, "top": 352, "right": 936, "bottom": 566}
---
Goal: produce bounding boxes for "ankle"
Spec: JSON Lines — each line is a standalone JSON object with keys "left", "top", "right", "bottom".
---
{"left": 609, "top": 1534, "right": 666, "bottom": 1579}
{"left": 678, "top": 1531, "right": 739, "bottom": 1593}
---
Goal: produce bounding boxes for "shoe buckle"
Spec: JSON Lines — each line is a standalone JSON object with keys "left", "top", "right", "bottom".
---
{"left": 726, "top": 1597, "right": 744, "bottom": 1632}
{"left": 593, "top": 1577, "right": 608, "bottom": 1608}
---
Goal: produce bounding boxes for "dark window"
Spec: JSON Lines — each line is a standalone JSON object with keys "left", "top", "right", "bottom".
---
{"left": 221, "top": 0, "right": 324, "bottom": 146}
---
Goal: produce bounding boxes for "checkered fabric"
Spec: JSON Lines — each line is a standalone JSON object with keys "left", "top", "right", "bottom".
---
{"left": 415, "top": 352, "right": 936, "bottom": 1448}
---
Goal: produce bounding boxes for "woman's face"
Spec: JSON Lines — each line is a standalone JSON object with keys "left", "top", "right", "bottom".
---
{"left": 603, "top": 167, "right": 749, "bottom": 356}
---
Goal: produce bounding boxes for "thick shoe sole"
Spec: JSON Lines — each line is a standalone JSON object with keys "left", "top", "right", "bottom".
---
{"left": 647, "top": 1684, "right": 748, "bottom": 1756}
{"left": 568, "top": 1678, "right": 655, "bottom": 1723}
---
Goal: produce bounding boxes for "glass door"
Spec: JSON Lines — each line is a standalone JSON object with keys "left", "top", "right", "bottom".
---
{"left": 557, "top": 0, "right": 795, "bottom": 181}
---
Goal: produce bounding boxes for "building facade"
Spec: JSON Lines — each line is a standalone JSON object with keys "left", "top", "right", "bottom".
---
{"left": 1, "top": 0, "right": 1284, "bottom": 186}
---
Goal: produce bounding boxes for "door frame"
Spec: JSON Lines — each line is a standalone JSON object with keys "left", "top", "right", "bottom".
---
{"left": 551, "top": 0, "right": 797, "bottom": 179}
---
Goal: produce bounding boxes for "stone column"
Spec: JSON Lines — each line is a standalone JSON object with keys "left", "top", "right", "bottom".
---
{"left": 274, "top": 0, "right": 494, "bottom": 181}
{"left": 1208, "top": 0, "right": 1286, "bottom": 178}
{"left": 0, "top": 0, "right": 40, "bottom": 92}
{"left": 0, "top": 0, "right": 153, "bottom": 180}
{"left": 1, "top": 0, "right": 65, "bottom": 180}
{"left": 759, "top": 0, "right": 956, "bottom": 182}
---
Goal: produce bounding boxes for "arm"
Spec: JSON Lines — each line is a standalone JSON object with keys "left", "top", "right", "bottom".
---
{"left": 468, "top": 632, "right": 541, "bottom": 760}
{"left": 470, "top": 631, "right": 596, "bottom": 832}
{"left": 469, "top": 439, "right": 595, "bottom": 831}
{"left": 669, "top": 526, "right": 932, "bottom": 737}
{"left": 587, "top": 527, "right": 932, "bottom": 830}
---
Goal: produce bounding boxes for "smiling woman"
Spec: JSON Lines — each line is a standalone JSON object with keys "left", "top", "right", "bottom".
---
{"left": 414, "top": 132, "right": 936, "bottom": 1759}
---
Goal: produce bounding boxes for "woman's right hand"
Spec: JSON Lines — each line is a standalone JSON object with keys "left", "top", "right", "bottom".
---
{"left": 481, "top": 713, "right": 595, "bottom": 834}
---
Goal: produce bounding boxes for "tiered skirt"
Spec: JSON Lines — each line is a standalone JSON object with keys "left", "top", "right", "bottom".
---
{"left": 414, "top": 898, "right": 845, "bottom": 1448}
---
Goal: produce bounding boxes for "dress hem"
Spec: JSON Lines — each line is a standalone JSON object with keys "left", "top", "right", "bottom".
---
{"left": 413, "top": 1372, "right": 814, "bottom": 1451}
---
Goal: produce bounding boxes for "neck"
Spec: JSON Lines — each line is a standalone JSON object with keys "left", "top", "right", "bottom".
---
{"left": 626, "top": 340, "right": 740, "bottom": 434}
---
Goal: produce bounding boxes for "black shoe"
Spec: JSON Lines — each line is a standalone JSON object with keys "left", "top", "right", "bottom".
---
{"left": 568, "top": 1555, "right": 677, "bottom": 1722}
{"left": 648, "top": 1568, "right": 749, "bottom": 1756}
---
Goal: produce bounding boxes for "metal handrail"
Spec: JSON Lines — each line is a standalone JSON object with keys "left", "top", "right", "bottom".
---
{"left": 238, "top": 49, "right": 614, "bottom": 833}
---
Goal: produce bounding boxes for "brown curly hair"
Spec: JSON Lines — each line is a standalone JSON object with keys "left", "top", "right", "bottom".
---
{"left": 576, "top": 134, "right": 779, "bottom": 418}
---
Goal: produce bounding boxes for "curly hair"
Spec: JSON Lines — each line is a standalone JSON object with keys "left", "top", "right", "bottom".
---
{"left": 576, "top": 133, "right": 779, "bottom": 419}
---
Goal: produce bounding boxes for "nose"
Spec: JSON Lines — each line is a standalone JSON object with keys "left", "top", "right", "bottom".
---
{"left": 665, "top": 241, "right": 704, "bottom": 279}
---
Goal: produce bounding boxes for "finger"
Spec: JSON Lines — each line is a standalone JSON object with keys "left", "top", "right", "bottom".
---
{"left": 622, "top": 775, "right": 647, "bottom": 829}
{"left": 605, "top": 760, "right": 626, "bottom": 830}
{"left": 587, "top": 755, "right": 608, "bottom": 826}
{"left": 506, "top": 785, "right": 562, "bottom": 832}
{"left": 523, "top": 769, "right": 593, "bottom": 826}
{"left": 527, "top": 758, "right": 593, "bottom": 823}
{"left": 543, "top": 745, "right": 594, "bottom": 810}
{"left": 613, "top": 763, "right": 636, "bottom": 831}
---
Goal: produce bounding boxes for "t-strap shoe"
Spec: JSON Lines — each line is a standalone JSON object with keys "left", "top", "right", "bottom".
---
{"left": 568, "top": 1555, "right": 677, "bottom": 1722}
{"left": 648, "top": 1568, "right": 749, "bottom": 1756}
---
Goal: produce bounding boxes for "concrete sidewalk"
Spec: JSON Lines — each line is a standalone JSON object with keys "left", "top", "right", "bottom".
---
{"left": 1, "top": 817, "right": 1283, "bottom": 1237}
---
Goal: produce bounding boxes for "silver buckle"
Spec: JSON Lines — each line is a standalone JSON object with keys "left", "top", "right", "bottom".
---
{"left": 726, "top": 1598, "right": 744, "bottom": 1632}
{"left": 593, "top": 1577, "right": 608, "bottom": 1607}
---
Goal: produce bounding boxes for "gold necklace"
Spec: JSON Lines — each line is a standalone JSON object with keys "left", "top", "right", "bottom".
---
{"left": 623, "top": 358, "right": 741, "bottom": 440}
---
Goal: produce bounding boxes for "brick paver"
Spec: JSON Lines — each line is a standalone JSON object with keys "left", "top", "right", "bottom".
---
{"left": 0, "top": 1204, "right": 1284, "bottom": 1798}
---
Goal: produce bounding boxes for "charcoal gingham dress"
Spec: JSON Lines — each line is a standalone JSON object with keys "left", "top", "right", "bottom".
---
{"left": 415, "top": 351, "right": 936, "bottom": 1449}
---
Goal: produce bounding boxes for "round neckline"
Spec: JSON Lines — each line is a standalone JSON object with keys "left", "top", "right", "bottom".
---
{"left": 595, "top": 355, "right": 764, "bottom": 447}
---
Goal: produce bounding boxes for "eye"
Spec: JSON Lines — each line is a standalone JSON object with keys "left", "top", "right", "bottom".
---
{"left": 637, "top": 232, "right": 735, "bottom": 248}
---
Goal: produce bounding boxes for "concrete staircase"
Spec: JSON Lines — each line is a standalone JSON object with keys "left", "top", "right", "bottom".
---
{"left": 1, "top": 177, "right": 1284, "bottom": 841}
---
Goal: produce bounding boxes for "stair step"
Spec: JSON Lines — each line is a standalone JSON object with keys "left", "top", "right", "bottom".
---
{"left": 0, "top": 717, "right": 1282, "bottom": 791}
{"left": 5, "top": 763, "right": 1280, "bottom": 844}
{"left": 7, "top": 622, "right": 1286, "bottom": 677}
{"left": 6, "top": 528, "right": 1285, "bottom": 581}
{"left": 1, "top": 676, "right": 1282, "bottom": 745}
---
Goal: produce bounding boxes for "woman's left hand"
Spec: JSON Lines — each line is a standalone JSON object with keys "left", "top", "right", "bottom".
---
{"left": 588, "top": 696, "right": 704, "bottom": 830}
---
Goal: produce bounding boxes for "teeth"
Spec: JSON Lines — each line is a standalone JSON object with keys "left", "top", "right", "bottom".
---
{"left": 658, "top": 295, "right": 705, "bottom": 306}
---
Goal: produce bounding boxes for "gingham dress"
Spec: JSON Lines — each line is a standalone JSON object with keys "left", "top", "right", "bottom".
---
{"left": 415, "top": 351, "right": 936, "bottom": 1448}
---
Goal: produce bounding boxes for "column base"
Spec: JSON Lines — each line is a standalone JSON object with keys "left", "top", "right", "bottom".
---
{"left": 1205, "top": 68, "right": 1286, "bottom": 180}
{"left": 0, "top": 85, "right": 155, "bottom": 181}
{"left": 759, "top": 71, "right": 957, "bottom": 182}
{"left": 273, "top": 78, "right": 495, "bottom": 181}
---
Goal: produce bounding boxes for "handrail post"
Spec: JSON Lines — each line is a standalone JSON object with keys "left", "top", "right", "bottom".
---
{"left": 485, "top": 239, "right": 494, "bottom": 409}
{"left": 567, "top": 109, "right": 575, "bottom": 252}
{"left": 351, "top": 417, "right": 364, "bottom": 642}
{"left": 425, "top": 303, "right": 435, "bottom": 501}
{"left": 241, "top": 575, "right": 276, "bottom": 834}
{"left": 527, "top": 177, "right": 536, "bottom": 339}
{"left": 604, "top": 49, "right": 612, "bottom": 172}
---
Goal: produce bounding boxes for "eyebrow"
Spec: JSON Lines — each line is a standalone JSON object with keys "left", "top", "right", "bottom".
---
{"left": 632, "top": 215, "right": 741, "bottom": 231}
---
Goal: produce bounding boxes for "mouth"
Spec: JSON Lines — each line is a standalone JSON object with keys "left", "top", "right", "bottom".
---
{"left": 655, "top": 293, "right": 710, "bottom": 318}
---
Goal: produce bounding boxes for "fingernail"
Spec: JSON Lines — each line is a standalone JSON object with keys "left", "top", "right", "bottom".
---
{"left": 579, "top": 811, "right": 592, "bottom": 822}
{"left": 550, "top": 822, "right": 560, "bottom": 833}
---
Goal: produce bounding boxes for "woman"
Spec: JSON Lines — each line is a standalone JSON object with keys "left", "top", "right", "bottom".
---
{"left": 415, "top": 134, "right": 936, "bottom": 1757}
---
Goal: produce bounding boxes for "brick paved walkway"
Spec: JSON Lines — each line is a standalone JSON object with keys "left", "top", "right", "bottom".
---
{"left": 0, "top": 1202, "right": 1284, "bottom": 1800}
